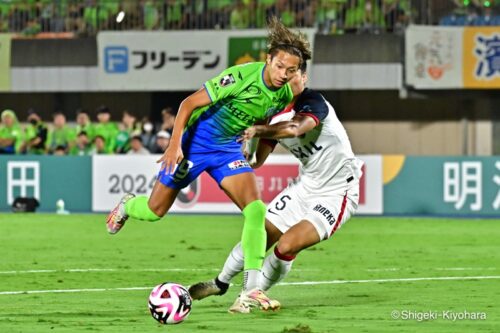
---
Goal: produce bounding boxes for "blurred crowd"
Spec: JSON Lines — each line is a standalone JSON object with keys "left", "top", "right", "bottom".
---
{"left": 0, "top": 0, "right": 413, "bottom": 36}
{"left": 440, "top": 0, "right": 500, "bottom": 26}
{"left": 0, "top": 106, "right": 176, "bottom": 156}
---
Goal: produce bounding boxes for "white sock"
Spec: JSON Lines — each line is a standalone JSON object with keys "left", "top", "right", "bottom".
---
{"left": 260, "top": 246, "right": 295, "bottom": 291}
{"left": 243, "top": 269, "right": 260, "bottom": 291}
{"left": 217, "top": 242, "right": 244, "bottom": 284}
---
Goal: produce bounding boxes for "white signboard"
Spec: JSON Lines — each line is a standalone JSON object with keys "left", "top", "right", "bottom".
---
{"left": 97, "top": 29, "right": 315, "bottom": 91}
{"left": 97, "top": 31, "right": 226, "bottom": 91}
{"left": 92, "top": 154, "right": 382, "bottom": 215}
{"left": 405, "top": 25, "right": 463, "bottom": 89}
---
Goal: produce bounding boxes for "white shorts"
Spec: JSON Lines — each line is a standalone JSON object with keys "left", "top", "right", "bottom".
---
{"left": 266, "top": 178, "right": 359, "bottom": 241}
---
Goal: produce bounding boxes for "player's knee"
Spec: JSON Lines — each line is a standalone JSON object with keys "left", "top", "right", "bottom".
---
{"left": 243, "top": 200, "right": 266, "bottom": 225}
{"left": 147, "top": 201, "right": 167, "bottom": 219}
{"left": 276, "top": 239, "right": 299, "bottom": 258}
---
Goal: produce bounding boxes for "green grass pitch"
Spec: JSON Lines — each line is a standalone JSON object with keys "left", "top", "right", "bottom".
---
{"left": 0, "top": 214, "right": 499, "bottom": 333}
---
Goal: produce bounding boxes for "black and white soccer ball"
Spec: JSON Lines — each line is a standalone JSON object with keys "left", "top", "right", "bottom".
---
{"left": 148, "top": 282, "right": 192, "bottom": 324}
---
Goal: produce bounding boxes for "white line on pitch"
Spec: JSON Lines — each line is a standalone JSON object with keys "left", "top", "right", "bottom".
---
{"left": 366, "top": 267, "right": 497, "bottom": 272}
{"left": 1, "top": 275, "right": 499, "bottom": 296}
{"left": 0, "top": 267, "right": 319, "bottom": 275}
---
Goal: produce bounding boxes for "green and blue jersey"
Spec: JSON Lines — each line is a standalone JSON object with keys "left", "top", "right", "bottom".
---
{"left": 183, "top": 62, "right": 293, "bottom": 152}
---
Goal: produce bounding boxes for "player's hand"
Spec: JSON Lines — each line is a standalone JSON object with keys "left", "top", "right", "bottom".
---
{"left": 157, "top": 144, "right": 183, "bottom": 175}
{"left": 237, "top": 126, "right": 257, "bottom": 142}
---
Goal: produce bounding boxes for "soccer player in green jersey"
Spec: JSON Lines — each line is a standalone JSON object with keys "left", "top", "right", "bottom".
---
{"left": 106, "top": 17, "right": 312, "bottom": 310}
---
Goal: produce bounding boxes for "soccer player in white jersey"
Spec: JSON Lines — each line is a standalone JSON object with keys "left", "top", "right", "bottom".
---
{"left": 188, "top": 63, "right": 364, "bottom": 313}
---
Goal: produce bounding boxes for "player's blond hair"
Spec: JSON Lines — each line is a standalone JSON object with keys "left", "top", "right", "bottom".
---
{"left": 267, "top": 16, "right": 312, "bottom": 65}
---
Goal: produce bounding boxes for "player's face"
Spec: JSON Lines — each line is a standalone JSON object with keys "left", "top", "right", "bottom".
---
{"left": 289, "top": 70, "right": 308, "bottom": 96}
{"left": 266, "top": 51, "right": 301, "bottom": 88}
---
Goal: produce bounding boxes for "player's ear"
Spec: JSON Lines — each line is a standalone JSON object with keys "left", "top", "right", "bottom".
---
{"left": 266, "top": 54, "right": 272, "bottom": 66}
{"left": 303, "top": 72, "right": 308, "bottom": 85}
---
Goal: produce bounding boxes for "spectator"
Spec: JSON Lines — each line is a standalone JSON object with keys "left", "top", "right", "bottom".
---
{"left": 65, "top": 2, "right": 85, "bottom": 33}
{"left": 90, "top": 135, "right": 109, "bottom": 155}
{"left": 294, "top": 0, "right": 315, "bottom": 27}
{"left": 75, "top": 109, "right": 95, "bottom": 141}
{"left": 230, "top": 0, "right": 250, "bottom": 29}
{"left": 94, "top": 105, "right": 119, "bottom": 154}
{"left": 152, "top": 130, "right": 171, "bottom": 154}
{"left": 316, "top": 0, "right": 346, "bottom": 34}
{"left": 140, "top": 118, "right": 157, "bottom": 152}
{"left": 143, "top": 0, "right": 160, "bottom": 30}
{"left": 23, "top": 109, "right": 48, "bottom": 154}
{"left": 127, "top": 135, "right": 150, "bottom": 155}
{"left": 474, "top": 2, "right": 500, "bottom": 25}
{"left": 383, "top": 0, "right": 409, "bottom": 32}
{"left": 115, "top": 110, "right": 140, "bottom": 154}
{"left": 53, "top": 145, "right": 67, "bottom": 156}
{"left": 47, "top": 112, "right": 76, "bottom": 154}
{"left": 345, "top": 0, "right": 385, "bottom": 33}
{"left": 276, "top": 0, "right": 296, "bottom": 27}
{"left": 83, "top": 0, "right": 112, "bottom": 33}
{"left": 70, "top": 131, "right": 93, "bottom": 156}
{"left": 0, "top": 109, "right": 23, "bottom": 154}
{"left": 160, "top": 107, "right": 176, "bottom": 135}
{"left": 206, "top": 0, "right": 232, "bottom": 29}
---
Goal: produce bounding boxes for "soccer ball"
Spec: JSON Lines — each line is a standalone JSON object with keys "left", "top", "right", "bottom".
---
{"left": 148, "top": 282, "right": 192, "bottom": 325}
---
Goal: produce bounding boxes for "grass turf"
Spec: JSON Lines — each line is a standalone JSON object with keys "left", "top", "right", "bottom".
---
{"left": 0, "top": 214, "right": 499, "bottom": 332}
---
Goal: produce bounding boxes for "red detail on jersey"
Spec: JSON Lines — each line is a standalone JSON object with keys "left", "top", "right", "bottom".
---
{"left": 300, "top": 112, "right": 320, "bottom": 126}
{"left": 359, "top": 164, "right": 366, "bottom": 205}
{"left": 274, "top": 246, "right": 296, "bottom": 261}
{"left": 330, "top": 193, "right": 348, "bottom": 237}
{"left": 271, "top": 102, "right": 295, "bottom": 120}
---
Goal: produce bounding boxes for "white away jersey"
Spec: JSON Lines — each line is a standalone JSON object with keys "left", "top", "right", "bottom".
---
{"left": 268, "top": 88, "right": 363, "bottom": 192}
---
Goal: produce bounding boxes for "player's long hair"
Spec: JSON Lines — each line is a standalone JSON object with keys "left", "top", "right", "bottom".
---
{"left": 267, "top": 16, "right": 312, "bottom": 65}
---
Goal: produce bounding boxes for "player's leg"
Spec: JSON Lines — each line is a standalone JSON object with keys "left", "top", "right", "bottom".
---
{"left": 188, "top": 220, "right": 282, "bottom": 300}
{"left": 260, "top": 220, "right": 320, "bottom": 291}
{"left": 261, "top": 188, "right": 359, "bottom": 291}
{"left": 106, "top": 155, "right": 201, "bottom": 234}
{"left": 220, "top": 171, "right": 282, "bottom": 312}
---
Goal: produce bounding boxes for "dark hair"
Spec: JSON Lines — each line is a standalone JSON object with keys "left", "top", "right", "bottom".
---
{"left": 76, "top": 108, "right": 89, "bottom": 115}
{"left": 300, "top": 60, "right": 307, "bottom": 73}
{"left": 96, "top": 105, "right": 110, "bottom": 114}
{"left": 53, "top": 111, "right": 65, "bottom": 118}
{"left": 131, "top": 135, "right": 143, "bottom": 144}
{"left": 267, "top": 16, "right": 312, "bottom": 67}
{"left": 78, "top": 131, "right": 88, "bottom": 137}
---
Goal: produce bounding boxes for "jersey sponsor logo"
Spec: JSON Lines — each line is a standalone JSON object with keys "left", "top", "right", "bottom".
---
{"left": 220, "top": 74, "right": 236, "bottom": 87}
{"left": 244, "top": 84, "right": 262, "bottom": 95}
{"left": 243, "top": 84, "right": 262, "bottom": 103}
{"left": 290, "top": 141, "right": 323, "bottom": 159}
{"left": 228, "top": 159, "right": 250, "bottom": 170}
{"left": 313, "top": 204, "right": 336, "bottom": 225}
{"left": 225, "top": 102, "right": 257, "bottom": 123}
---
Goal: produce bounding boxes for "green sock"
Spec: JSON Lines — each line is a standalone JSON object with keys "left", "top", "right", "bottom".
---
{"left": 124, "top": 196, "right": 161, "bottom": 222}
{"left": 241, "top": 200, "right": 267, "bottom": 270}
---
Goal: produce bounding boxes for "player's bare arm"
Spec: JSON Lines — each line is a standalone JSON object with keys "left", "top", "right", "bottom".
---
{"left": 240, "top": 113, "right": 317, "bottom": 141}
{"left": 157, "top": 87, "right": 211, "bottom": 174}
{"left": 250, "top": 142, "right": 275, "bottom": 169}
